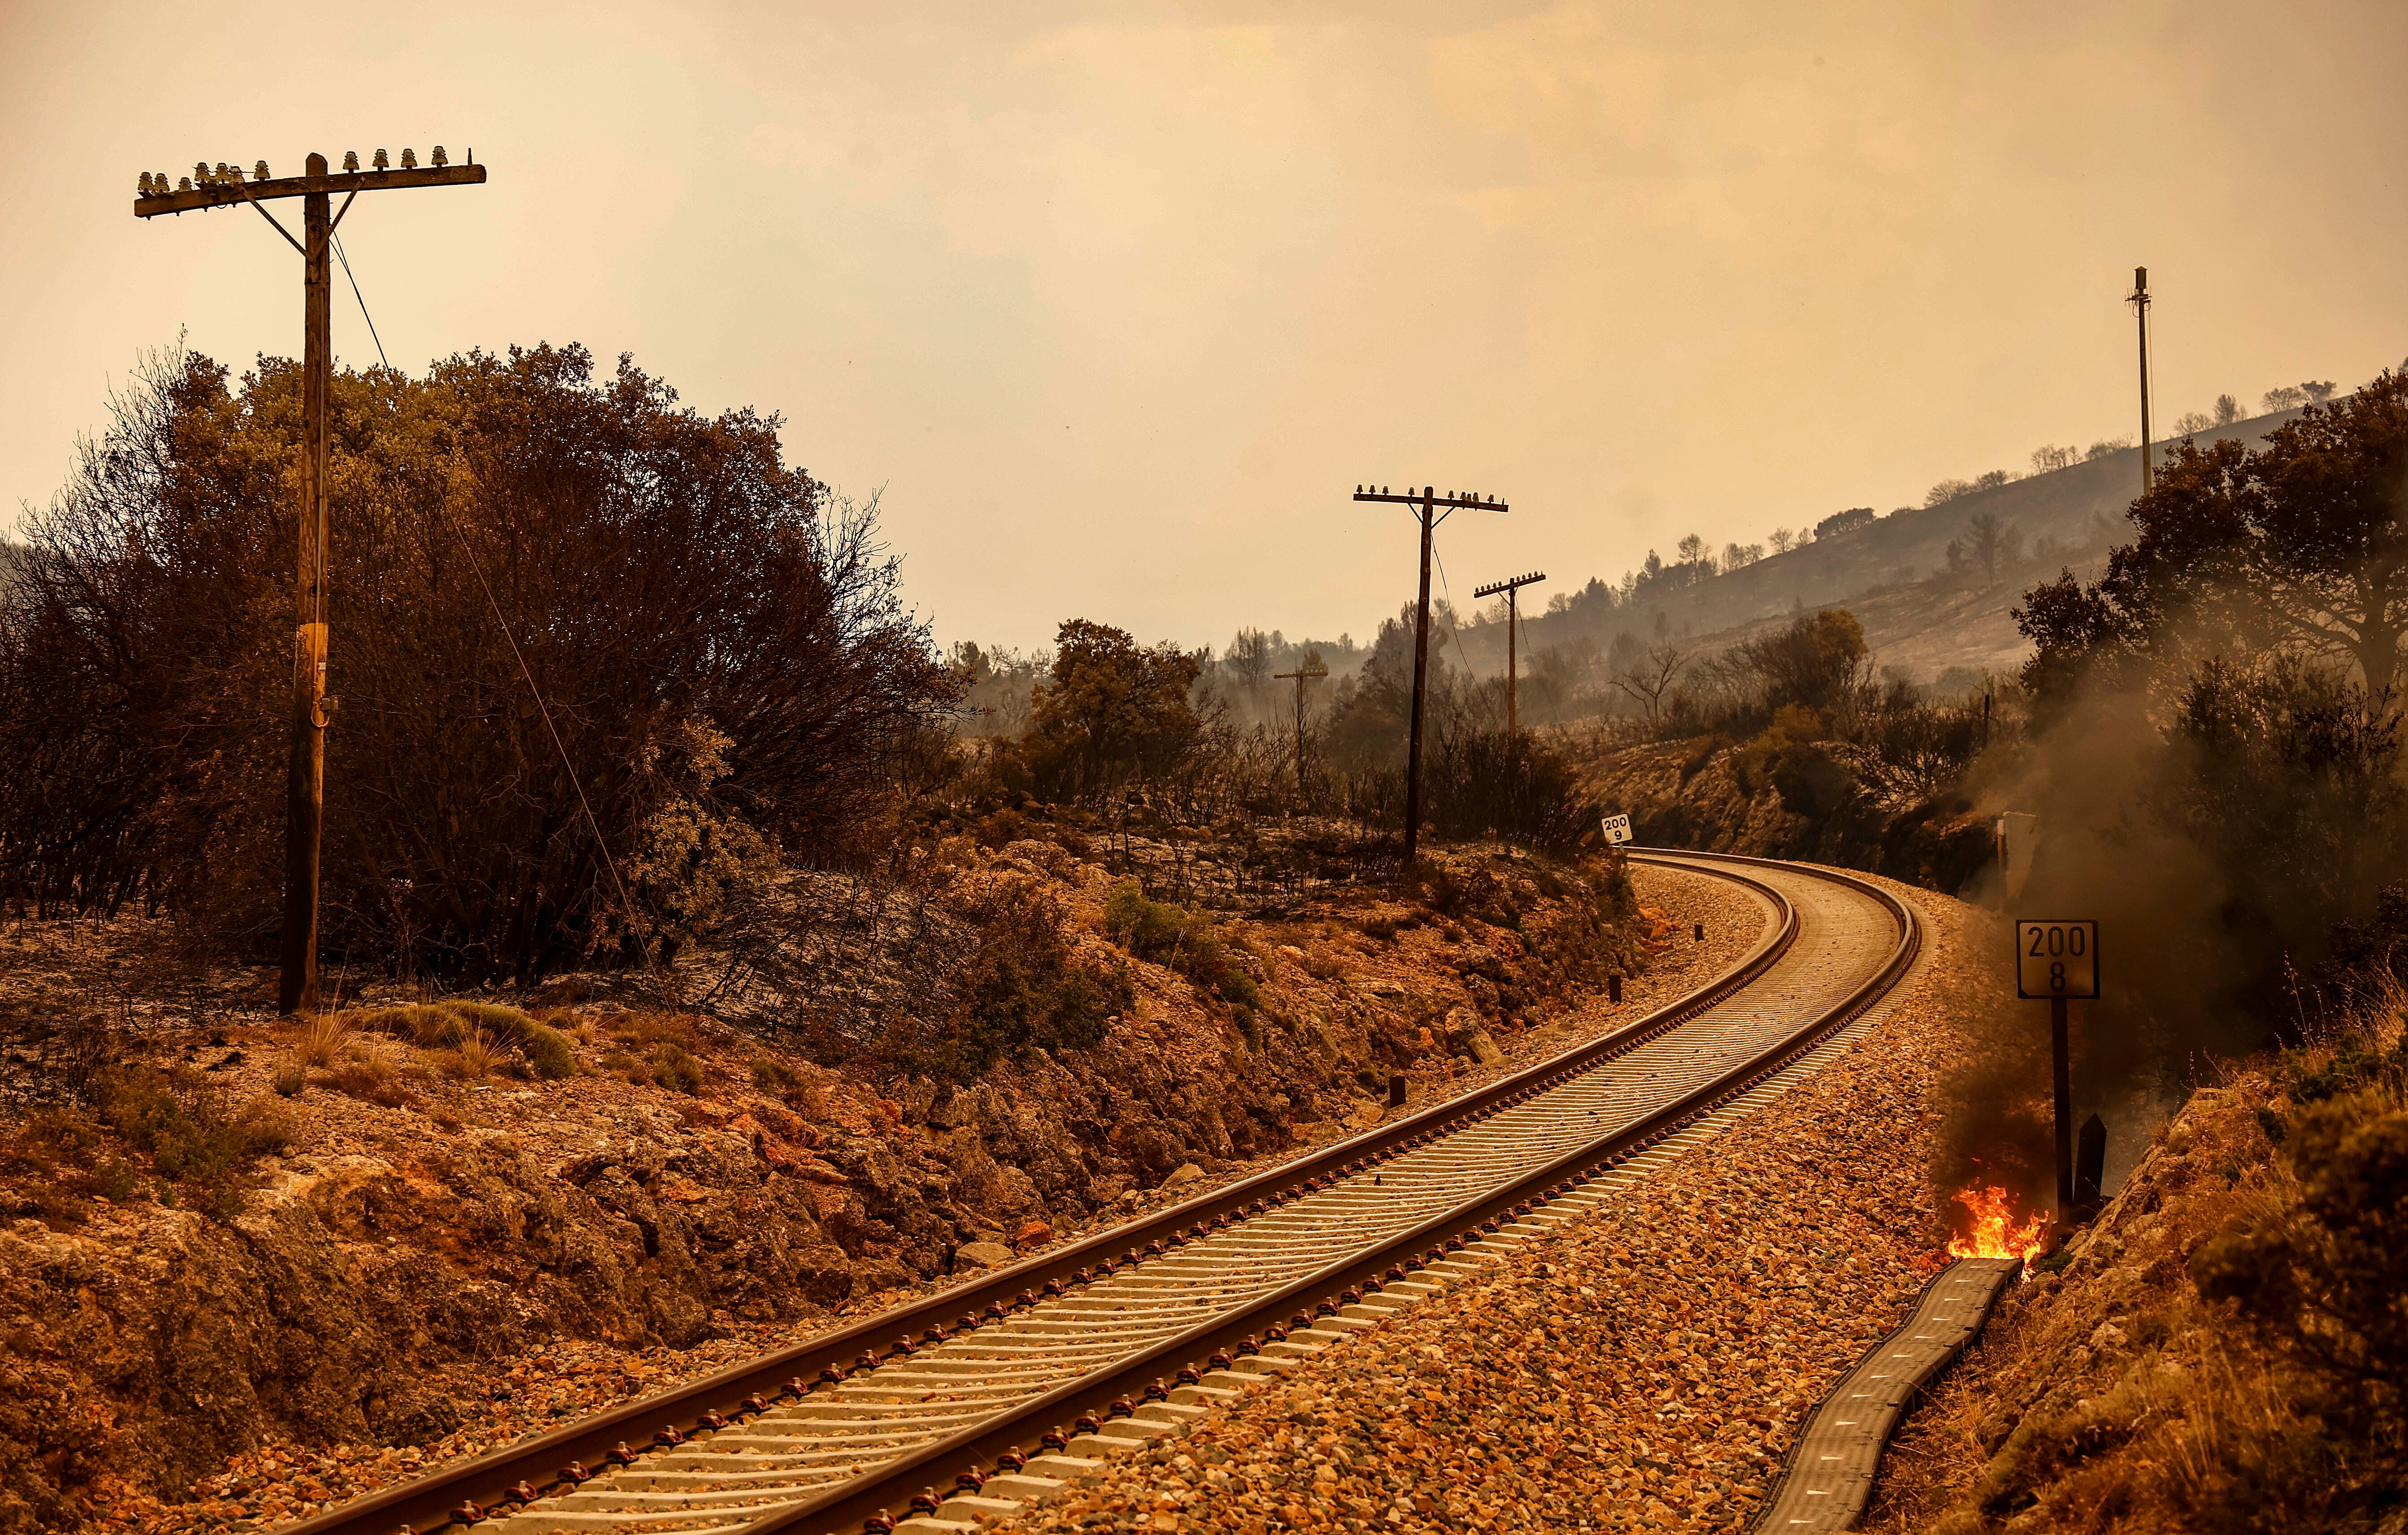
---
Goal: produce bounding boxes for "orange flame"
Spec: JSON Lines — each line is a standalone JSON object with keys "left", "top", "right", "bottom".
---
{"left": 1945, "top": 1184, "right": 2049, "bottom": 1264}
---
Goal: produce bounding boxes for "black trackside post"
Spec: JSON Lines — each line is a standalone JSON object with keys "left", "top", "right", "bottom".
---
{"left": 2052, "top": 996, "right": 2073, "bottom": 1217}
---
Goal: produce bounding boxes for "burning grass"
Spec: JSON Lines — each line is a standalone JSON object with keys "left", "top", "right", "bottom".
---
{"left": 1944, "top": 1184, "right": 2049, "bottom": 1265}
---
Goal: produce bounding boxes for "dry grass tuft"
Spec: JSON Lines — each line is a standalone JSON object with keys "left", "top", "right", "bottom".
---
{"left": 317, "top": 1039, "right": 417, "bottom": 1108}
{"left": 295, "top": 1012, "right": 354, "bottom": 1067}
{"left": 441, "top": 1027, "right": 505, "bottom": 1080}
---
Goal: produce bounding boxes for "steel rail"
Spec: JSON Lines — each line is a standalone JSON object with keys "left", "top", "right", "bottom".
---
{"left": 285, "top": 852, "right": 1871, "bottom": 1535}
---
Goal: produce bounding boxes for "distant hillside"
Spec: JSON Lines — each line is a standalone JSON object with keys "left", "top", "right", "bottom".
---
{"left": 1450, "top": 405, "right": 2310, "bottom": 685}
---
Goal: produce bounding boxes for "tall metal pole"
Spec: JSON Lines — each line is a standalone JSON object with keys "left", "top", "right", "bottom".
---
{"left": 1405, "top": 487, "right": 1435, "bottom": 865}
{"left": 2051, "top": 995, "right": 2074, "bottom": 1217}
{"left": 281, "top": 154, "right": 333, "bottom": 1016}
{"left": 2133, "top": 265, "right": 2153, "bottom": 496}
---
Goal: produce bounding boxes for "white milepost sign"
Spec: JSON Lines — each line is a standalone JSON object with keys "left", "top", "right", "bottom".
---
{"left": 1600, "top": 813, "right": 1633, "bottom": 846}
{"left": 2016, "top": 919, "right": 2100, "bottom": 1000}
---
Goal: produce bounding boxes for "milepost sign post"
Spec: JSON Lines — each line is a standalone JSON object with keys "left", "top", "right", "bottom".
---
{"left": 2016, "top": 918, "right": 2100, "bottom": 1219}
{"left": 134, "top": 149, "right": 488, "bottom": 1016}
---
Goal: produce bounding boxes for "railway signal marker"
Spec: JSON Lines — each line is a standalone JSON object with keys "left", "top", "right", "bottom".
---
{"left": 1600, "top": 813, "right": 1633, "bottom": 846}
{"left": 2015, "top": 918, "right": 2099, "bottom": 1221}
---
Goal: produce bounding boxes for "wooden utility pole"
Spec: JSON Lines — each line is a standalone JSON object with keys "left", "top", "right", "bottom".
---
{"left": 1472, "top": 570, "right": 1545, "bottom": 734}
{"left": 135, "top": 147, "right": 487, "bottom": 1014}
{"left": 2129, "top": 265, "right": 2154, "bottom": 495}
{"left": 1270, "top": 660, "right": 1328, "bottom": 794}
{"left": 1350, "top": 484, "right": 1509, "bottom": 864}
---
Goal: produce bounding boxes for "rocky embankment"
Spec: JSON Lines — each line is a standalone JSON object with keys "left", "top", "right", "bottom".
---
{"left": 1866, "top": 1025, "right": 2408, "bottom": 1534}
{"left": 1575, "top": 736, "right": 1994, "bottom": 897}
{"left": 0, "top": 847, "right": 1737, "bottom": 1534}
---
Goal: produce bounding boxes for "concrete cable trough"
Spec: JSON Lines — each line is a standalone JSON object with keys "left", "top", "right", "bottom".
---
{"left": 1751, "top": 1256, "right": 2024, "bottom": 1533}
{"left": 285, "top": 852, "right": 1917, "bottom": 1535}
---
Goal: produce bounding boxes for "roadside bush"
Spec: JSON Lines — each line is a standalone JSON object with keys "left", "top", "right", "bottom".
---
{"left": 0, "top": 1108, "right": 138, "bottom": 1221}
{"left": 518, "top": 1023, "right": 578, "bottom": 1080}
{"left": 2187, "top": 1026, "right": 2408, "bottom": 1521}
{"left": 349, "top": 1000, "right": 575, "bottom": 1080}
{"left": 89, "top": 1065, "right": 291, "bottom": 1219}
{"left": 1104, "top": 884, "right": 1258, "bottom": 1008}
{"left": 872, "top": 878, "right": 1131, "bottom": 1083}
{"left": 649, "top": 1041, "right": 705, "bottom": 1095}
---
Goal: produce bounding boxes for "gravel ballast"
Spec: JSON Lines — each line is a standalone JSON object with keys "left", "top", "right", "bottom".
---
{"left": 987, "top": 872, "right": 1974, "bottom": 1534}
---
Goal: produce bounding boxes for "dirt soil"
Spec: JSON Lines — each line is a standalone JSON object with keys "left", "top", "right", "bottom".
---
{"left": 0, "top": 849, "right": 1742, "bottom": 1535}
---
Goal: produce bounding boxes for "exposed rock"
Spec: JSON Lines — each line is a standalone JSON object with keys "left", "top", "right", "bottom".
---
{"left": 1011, "top": 1220, "right": 1053, "bottom": 1248}
{"left": 1157, "top": 1162, "right": 1206, "bottom": 1192}
{"left": 954, "top": 1240, "right": 1014, "bottom": 1269}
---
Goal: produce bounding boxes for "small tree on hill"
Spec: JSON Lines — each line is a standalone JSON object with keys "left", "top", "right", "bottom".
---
{"left": 1019, "top": 620, "right": 1204, "bottom": 798}
{"left": 1946, "top": 511, "right": 2023, "bottom": 590}
{"left": 1731, "top": 609, "right": 1868, "bottom": 714}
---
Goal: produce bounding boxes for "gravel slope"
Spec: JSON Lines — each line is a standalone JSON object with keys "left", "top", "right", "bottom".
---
{"left": 988, "top": 871, "right": 1973, "bottom": 1534}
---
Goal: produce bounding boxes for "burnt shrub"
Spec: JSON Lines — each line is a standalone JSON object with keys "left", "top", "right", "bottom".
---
{"left": 0, "top": 344, "right": 959, "bottom": 981}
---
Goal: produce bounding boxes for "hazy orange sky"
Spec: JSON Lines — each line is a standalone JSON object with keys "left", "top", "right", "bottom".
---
{"left": 5, "top": 1, "right": 2402, "bottom": 651}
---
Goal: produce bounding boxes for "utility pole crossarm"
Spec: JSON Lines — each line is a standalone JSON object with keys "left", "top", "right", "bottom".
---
{"left": 1354, "top": 486, "right": 1509, "bottom": 515}
{"left": 1471, "top": 571, "right": 1546, "bottom": 603}
{"left": 134, "top": 158, "right": 486, "bottom": 218}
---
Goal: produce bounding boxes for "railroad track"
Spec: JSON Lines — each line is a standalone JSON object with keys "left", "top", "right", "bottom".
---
{"left": 294, "top": 851, "right": 1917, "bottom": 1535}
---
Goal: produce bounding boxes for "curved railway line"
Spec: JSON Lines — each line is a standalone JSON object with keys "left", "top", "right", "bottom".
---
{"left": 292, "top": 850, "right": 1920, "bottom": 1535}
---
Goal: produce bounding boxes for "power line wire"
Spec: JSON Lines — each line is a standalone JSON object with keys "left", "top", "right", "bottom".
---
{"left": 332, "top": 232, "right": 389, "bottom": 369}
{"left": 328, "top": 248, "right": 656, "bottom": 977}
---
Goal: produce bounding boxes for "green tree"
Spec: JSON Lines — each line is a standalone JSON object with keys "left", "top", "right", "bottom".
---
{"left": 2017, "top": 372, "right": 2408, "bottom": 698}
{"left": 1019, "top": 619, "right": 1204, "bottom": 796}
